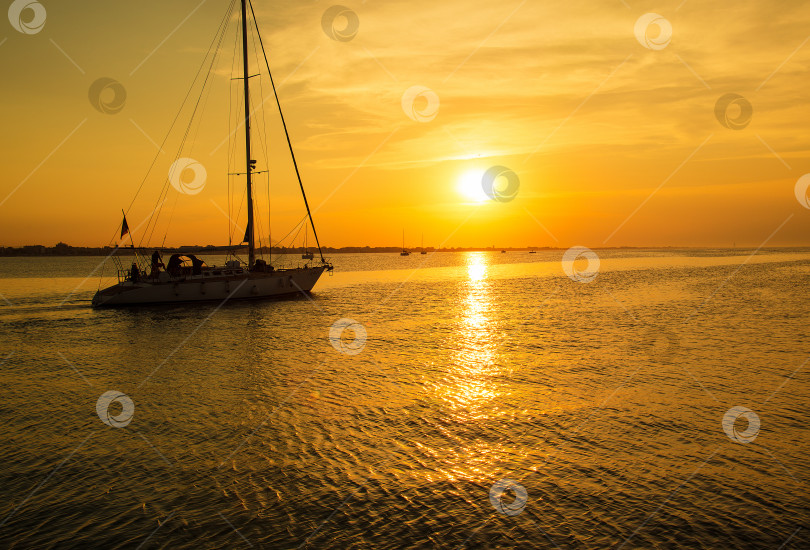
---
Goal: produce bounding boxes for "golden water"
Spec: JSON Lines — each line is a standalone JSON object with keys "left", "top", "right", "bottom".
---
{"left": 0, "top": 250, "right": 807, "bottom": 548}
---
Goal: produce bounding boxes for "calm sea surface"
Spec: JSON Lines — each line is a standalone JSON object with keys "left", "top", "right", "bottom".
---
{"left": 0, "top": 249, "right": 808, "bottom": 549}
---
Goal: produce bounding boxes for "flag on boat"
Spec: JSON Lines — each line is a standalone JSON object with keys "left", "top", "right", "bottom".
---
{"left": 120, "top": 214, "right": 129, "bottom": 238}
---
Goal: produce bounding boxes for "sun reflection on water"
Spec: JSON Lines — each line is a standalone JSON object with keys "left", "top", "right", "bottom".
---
{"left": 456, "top": 252, "right": 497, "bottom": 409}
{"left": 467, "top": 257, "right": 487, "bottom": 282}
{"left": 426, "top": 252, "right": 518, "bottom": 481}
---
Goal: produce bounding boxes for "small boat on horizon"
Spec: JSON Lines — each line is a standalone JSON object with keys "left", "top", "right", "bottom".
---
{"left": 301, "top": 226, "right": 314, "bottom": 260}
{"left": 400, "top": 229, "right": 410, "bottom": 256}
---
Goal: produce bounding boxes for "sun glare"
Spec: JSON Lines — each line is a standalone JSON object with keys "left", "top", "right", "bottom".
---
{"left": 457, "top": 170, "right": 489, "bottom": 203}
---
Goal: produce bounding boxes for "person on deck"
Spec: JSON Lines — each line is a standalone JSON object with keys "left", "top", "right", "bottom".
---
{"left": 150, "top": 250, "right": 165, "bottom": 278}
{"left": 130, "top": 263, "right": 140, "bottom": 283}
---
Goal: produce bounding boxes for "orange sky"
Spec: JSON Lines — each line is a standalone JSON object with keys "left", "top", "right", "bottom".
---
{"left": 1, "top": 0, "right": 809, "bottom": 248}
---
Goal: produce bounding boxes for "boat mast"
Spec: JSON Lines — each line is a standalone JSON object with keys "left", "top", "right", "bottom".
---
{"left": 241, "top": 0, "right": 255, "bottom": 267}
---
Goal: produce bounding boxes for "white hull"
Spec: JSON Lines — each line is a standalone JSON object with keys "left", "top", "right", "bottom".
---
{"left": 92, "top": 266, "right": 327, "bottom": 307}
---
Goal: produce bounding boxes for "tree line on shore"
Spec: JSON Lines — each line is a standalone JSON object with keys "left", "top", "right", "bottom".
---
{"left": 0, "top": 242, "right": 561, "bottom": 256}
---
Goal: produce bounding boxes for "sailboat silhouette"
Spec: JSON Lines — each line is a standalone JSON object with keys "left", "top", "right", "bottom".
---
{"left": 92, "top": 0, "right": 332, "bottom": 307}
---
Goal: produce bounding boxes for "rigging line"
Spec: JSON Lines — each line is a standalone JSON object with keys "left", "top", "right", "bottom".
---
{"left": 227, "top": 15, "right": 241, "bottom": 246}
{"left": 151, "top": 17, "right": 231, "bottom": 241}
{"left": 254, "top": 189, "right": 266, "bottom": 257}
{"left": 126, "top": 0, "right": 237, "bottom": 217}
{"left": 227, "top": 139, "right": 245, "bottom": 247}
{"left": 290, "top": 220, "right": 305, "bottom": 246}
{"left": 158, "top": 37, "right": 221, "bottom": 247}
{"left": 266, "top": 153, "right": 271, "bottom": 261}
{"left": 244, "top": 50, "right": 267, "bottom": 259}
{"left": 230, "top": 23, "right": 248, "bottom": 248}
{"left": 255, "top": 180, "right": 268, "bottom": 258}
{"left": 248, "top": 106, "right": 271, "bottom": 257}
{"left": 156, "top": 43, "right": 221, "bottom": 249}
{"left": 248, "top": 0, "right": 328, "bottom": 264}
{"left": 187, "top": 49, "right": 219, "bottom": 161}
{"left": 228, "top": 81, "right": 243, "bottom": 246}
{"left": 143, "top": 175, "right": 173, "bottom": 247}
{"left": 249, "top": 23, "right": 271, "bottom": 184}
{"left": 145, "top": 8, "right": 233, "bottom": 248}
{"left": 233, "top": 180, "right": 247, "bottom": 246}
{"left": 249, "top": 100, "right": 272, "bottom": 260}
{"left": 227, "top": 20, "right": 248, "bottom": 251}
{"left": 269, "top": 213, "right": 309, "bottom": 255}
{"left": 158, "top": 192, "right": 181, "bottom": 248}
{"left": 245, "top": 16, "right": 272, "bottom": 263}
{"left": 244, "top": 28, "right": 271, "bottom": 261}
{"left": 140, "top": 0, "right": 237, "bottom": 247}
{"left": 227, "top": 19, "right": 240, "bottom": 249}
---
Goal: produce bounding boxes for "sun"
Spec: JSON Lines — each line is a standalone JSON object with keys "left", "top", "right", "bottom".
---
{"left": 457, "top": 170, "right": 489, "bottom": 203}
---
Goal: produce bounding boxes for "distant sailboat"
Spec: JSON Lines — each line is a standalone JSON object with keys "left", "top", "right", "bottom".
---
{"left": 92, "top": 0, "right": 331, "bottom": 307}
{"left": 301, "top": 226, "right": 314, "bottom": 260}
{"left": 420, "top": 233, "right": 427, "bottom": 255}
{"left": 400, "top": 230, "right": 410, "bottom": 256}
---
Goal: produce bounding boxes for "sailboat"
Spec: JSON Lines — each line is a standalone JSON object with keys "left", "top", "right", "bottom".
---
{"left": 420, "top": 233, "right": 427, "bottom": 255}
{"left": 92, "top": 0, "right": 331, "bottom": 307}
{"left": 400, "top": 230, "right": 410, "bottom": 256}
{"left": 301, "top": 226, "right": 314, "bottom": 260}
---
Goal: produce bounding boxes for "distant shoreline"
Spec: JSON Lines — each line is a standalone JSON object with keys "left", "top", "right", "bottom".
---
{"left": 0, "top": 243, "right": 805, "bottom": 257}
{"left": 0, "top": 244, "right": 570, "bottom": 257}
